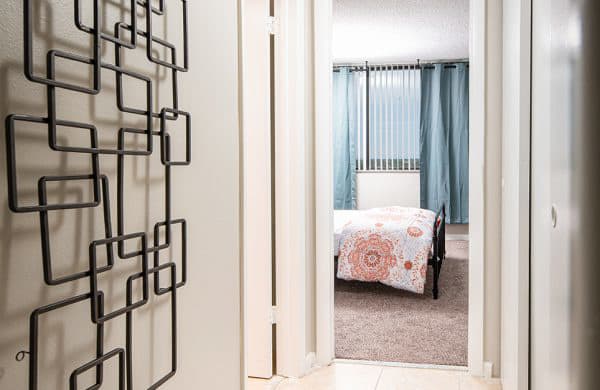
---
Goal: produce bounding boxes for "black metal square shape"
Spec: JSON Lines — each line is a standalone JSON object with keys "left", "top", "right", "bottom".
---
{"left": 114, "top": 23, "right": 179, "bottom": 120}
{"left": 4, "top": 115, "right": 101, "bottom": 213}
{"left": 144, "top": 0, "right": 189, "bottom": 72}
{"left": 153, "top": 219, "right": 187, "bottom": 294}
{"left": 45, "top": 50, "right": 154, "bottom": 156}
{"left": 160, "top": 108, "right": 191, "bottom": 166}
{"left": 27, "top": 292, "right": 105, "bottom": 390}
{"left": 74, "top": 0, "right": 137, "bottom": 48}
{"left": 39, "top": 175, "right": 114, "bottom": 285}
{"left": 46, "top": 118, "right": 98, "bottom": 154}
{"left": 24, "top": 0, "right": 101, "bottom": 94}
{"left": 69, "top": 348, "right": 125, "bottom": 390}
{"left": 89, "top": 232, "right": 149, "bottom": 324}
{"left": 126, "top": 262, "right": 177, "bottom": 389}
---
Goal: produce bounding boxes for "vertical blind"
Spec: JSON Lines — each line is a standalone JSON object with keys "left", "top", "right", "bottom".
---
{"left": 348, "top": 65, "right": 421, "bottom": 171}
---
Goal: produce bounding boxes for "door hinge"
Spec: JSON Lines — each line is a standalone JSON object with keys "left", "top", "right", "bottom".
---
{"left": 266, "top": 16, "right": 279, "bottom": 36}
{"left": 269, "top": 305, "right": 278, "bottom": 324}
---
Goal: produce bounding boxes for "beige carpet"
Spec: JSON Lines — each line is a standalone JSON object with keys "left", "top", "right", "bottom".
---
{"left": 335, "top": 240, "right": 468, "bottom": 366}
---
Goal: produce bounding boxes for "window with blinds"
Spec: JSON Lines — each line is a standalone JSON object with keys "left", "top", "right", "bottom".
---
{"left": 351, "top": 65, "right": 421, "bottom": 171}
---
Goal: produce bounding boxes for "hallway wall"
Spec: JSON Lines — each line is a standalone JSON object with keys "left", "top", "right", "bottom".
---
{"left": 0, "top": 1, "right": 243, "bottom": 389}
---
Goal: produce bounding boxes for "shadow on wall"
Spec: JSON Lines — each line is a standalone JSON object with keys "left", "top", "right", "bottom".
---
{"left": 0, "top": 0, "right": 185, "bottom": 387}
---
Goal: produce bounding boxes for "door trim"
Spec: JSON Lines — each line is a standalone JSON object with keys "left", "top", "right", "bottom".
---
{"left": 313, "top": 0, "right": 489, "bottom": 377}
{"left": 314, "top": 0, "right": 335, "bottom": 366}
{"left": 500, "top": 0, "right": 532, "bottom": 389}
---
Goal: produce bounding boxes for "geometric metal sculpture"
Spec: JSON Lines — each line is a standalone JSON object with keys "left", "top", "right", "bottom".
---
{"left": 7, "top": 1, "right": 190, "bottom": 388}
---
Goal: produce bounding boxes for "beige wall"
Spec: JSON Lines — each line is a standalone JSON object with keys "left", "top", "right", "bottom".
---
{"left": 0, "top": 1, "right": 243, "bottom": 389}
{"left": 305, "top": 0, "right": 317, "bottom": 357}
{"left": 484, "top": 0, "right": 503, "bottom": 378}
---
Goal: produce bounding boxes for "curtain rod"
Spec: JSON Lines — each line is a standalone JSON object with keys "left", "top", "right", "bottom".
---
{"left": 333, "top": 58, "right": 469, "bottom": 70}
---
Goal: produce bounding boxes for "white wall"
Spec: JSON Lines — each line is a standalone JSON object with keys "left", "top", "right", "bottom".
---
{"left": 0, "top": 1, "right": 243, "bottom": 389}
{"left": 356, "top": 172, "right": 420, "bottom": 209}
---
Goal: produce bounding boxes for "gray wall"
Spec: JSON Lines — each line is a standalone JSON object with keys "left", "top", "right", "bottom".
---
{"left": 0, "top": 1, "right": 242, "bottom": 389}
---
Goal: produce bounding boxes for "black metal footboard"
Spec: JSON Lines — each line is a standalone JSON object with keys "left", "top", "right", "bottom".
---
{"left": 429, "top": 204, "right": 446, "bottom": 299}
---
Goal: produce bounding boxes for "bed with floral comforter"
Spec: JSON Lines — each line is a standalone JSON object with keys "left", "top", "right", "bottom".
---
{"left": 335, "top": 207, "right": 438, "bottom": 294}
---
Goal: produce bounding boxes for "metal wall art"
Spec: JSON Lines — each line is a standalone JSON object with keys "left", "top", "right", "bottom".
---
{"left": 6, "top": 0, "right": 190, "bottom": 388}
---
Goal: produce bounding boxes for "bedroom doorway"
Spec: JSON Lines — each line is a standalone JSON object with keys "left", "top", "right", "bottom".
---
{"left": 315, "top": 0, "right": 487, "bottom": 374}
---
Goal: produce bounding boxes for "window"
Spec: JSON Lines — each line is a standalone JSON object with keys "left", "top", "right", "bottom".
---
{"left": 347, "top": 65, "right": 421, "bottom": 171}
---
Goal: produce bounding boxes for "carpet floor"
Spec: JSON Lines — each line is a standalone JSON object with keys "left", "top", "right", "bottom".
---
{"left": 334, "top": 240, "right": 469, "bottom": 366}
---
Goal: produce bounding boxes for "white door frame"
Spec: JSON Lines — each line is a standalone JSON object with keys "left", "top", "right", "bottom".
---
{"left": 314, "top": 0, "right": 335, "bottom": 368}
{"left": 313, "top": 0, "right": 487, "bottom": 376}
{"left": 273, "top": 0, "right": 310, "bottom": 378}
{"left": 501, "top": 0, "right": 532, "bottom": 389}
{"left": 241, "top": 0, "right": 275, "bottom": 379}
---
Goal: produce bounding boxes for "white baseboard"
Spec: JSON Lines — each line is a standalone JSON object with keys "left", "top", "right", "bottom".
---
{"left": 446, "top": 234, "right": 470, "bottom": 241}
{"left": 304, "top": 352, "right": 318, "bottom": 374}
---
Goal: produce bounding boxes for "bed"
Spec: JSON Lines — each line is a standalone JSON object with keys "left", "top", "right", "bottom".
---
{"left": 334, "top": 205, "right": 446, "bottom": 299}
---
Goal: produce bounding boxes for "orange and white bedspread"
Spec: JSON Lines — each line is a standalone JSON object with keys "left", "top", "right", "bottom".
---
{"left": 336, "top": 207, "right": 436, "bottom": 294}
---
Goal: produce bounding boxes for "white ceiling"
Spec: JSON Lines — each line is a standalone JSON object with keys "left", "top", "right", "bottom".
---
{"left": 332, "top": 0, "right": 469, "bottom": 63}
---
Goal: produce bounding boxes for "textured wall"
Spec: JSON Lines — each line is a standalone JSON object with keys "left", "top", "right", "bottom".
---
{"left": 332, "top": 0, "right": 469, "bottom": 62}
{"left": 0, "top": 1, "right": 242, "bottom": 389}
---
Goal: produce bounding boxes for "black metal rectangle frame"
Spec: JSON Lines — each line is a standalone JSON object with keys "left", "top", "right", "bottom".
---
{"left": 153, "top": 218, "right": 187, "bottom": 294}
{"left": 46, "top": 50, "right": 154, "bottom": 156}
{"left": 88, "top": 232, "right": 149, "bottom": 324}
{"left": 144, "top": 0, "right": 189, "bottom": 72}
{"left": 27, "top": 292, "right": 104, "bottom": 390}
{"left": 24, "top": 0, "right": 101, "bottom": 94}
{"left": 4, "top": 113, "right": 101, "bottom": 213}
{"left": 114, "top": 22, "right": 180, "bottom": 120}
{"left": 39, "top": 175, "right": 114, "bottom": 285}
{"left": 75, "top": 0, "right": 137, "bottom": 48}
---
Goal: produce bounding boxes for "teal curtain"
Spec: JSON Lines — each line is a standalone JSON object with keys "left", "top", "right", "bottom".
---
{"left": 333, "top": 68, "right": 357, "bottom": 210}
{"left": 420, "top": 63, "right": 469, "bottom": 223}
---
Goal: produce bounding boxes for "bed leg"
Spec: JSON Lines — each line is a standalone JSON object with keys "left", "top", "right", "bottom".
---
{"left": 432, "top": 260, "right": 440, "bottom": 299}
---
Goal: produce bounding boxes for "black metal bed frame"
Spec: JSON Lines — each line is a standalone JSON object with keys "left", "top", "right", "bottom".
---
{"left": 7, "top": 0, "right": 191, "bottom": 388}
{"left": 429, "top": 204, "right": 446, "bottom": 300}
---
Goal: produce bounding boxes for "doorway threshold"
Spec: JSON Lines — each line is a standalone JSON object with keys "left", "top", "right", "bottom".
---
{"left": 333, "top": 358, "right": 468, "bottom": 372}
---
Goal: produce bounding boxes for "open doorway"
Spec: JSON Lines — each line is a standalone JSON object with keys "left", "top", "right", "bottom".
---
{"left": 242, "top": 0, "right": 489, "bottom": 384}
{"left": 329, "top": 0, "right": 470, "bottom": 367}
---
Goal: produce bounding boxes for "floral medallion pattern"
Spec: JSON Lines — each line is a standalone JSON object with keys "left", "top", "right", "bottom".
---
{"left": 337, "top": 207, "right": 436, "bottom": 294}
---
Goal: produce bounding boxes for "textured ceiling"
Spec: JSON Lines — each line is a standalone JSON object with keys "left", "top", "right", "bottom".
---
{"left": 333, "top": 0, "right": 469, "bottom": 63}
